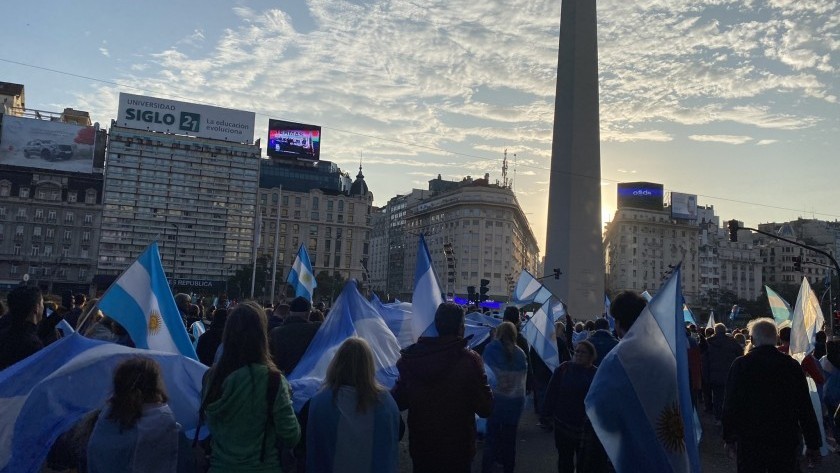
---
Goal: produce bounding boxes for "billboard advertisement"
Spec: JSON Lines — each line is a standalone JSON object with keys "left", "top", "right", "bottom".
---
{"left": 116, "top": 93, "right": 256, "bottom": 143}
{"left": 617, "top": 182, "right": 664, "bottom": 211}
{"left": 0, "top": 115, "right": 96, "bottom": 173}
{"left": 267, "top": 119, "right": 321, "bottom": 160}
{"left": 671, "top": 192, "right": 698, "bottom": 220}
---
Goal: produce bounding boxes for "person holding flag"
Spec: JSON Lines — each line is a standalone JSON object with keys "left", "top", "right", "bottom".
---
{"left": 287, "top": 244, "right": 317, "bottom": 301}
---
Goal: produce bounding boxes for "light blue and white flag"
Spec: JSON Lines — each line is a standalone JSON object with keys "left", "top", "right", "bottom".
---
{"left": 765, "top": 285, "right": 793, "bottom": 327}
{"left": 605, "top": 294, "right": 616, "bottom": 332}
{"left": 0, "top": 333, "right": 206, "bottom": 473}
{"left": 585, "top": 267, "right": 701, "bottom": 473}
{"left": 790, "top": 277, "right": 824, "bottom": 357}
{"left": 705, "top": 311, "right": 715, "bottom": 330}
{"left": 512, "top": 270, "right": 553, "bottom": 307}
{"left": 289, "top": 281, "right": 401, "bottom": 410}
{"left": 288, "top": 244, "right": 317, "bottom": 301}
{"left": 683, "top": 304, "right": 696, "bottom": 325}
{"left": 465, "top": 311, "right": 503, "bottom": 328}
{"left": 97, "top": 242, "right": 197, "bottom": 359}
{"left": 370, "top": 294, "right": 415, "bottom": 349}
{"left": 521, "top": 298, "right": 560, "bottom": 371}
{"left": 411, "top": 234, "right": 443, "bottom": 340}
{"left": 641, "top": 290, "right": 653, "bottom": 302}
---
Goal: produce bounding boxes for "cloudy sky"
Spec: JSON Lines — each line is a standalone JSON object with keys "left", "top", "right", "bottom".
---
{"left": 2, "top": 0, "right": 838, "bottom": 251}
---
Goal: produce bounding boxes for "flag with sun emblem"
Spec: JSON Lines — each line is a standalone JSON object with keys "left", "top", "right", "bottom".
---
{"left": 288, "top": 243, "right": 317, "bottom": 301}
{"left": 584, "top": 265, "right": 700, "bottom": 473}
{"left": 98, "top": 242, "right": 197, "bottom": 360}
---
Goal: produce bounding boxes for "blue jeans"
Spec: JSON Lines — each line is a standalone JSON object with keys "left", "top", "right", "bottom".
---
{"left": 481, "top": 418, "right": 519, "bottom": 473}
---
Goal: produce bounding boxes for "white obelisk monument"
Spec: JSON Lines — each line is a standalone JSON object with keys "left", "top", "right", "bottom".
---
{"left": 544, "top": 0, "right": 605, "bottom": 318}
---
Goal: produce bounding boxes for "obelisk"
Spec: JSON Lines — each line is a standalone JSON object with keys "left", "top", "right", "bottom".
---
{"left": 543, "top": 0, "right": 604, "bottom": 318}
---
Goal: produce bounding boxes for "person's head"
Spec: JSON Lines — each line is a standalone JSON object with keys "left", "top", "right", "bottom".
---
{"left": 778, "top": 326, "right": 791, "bottom": 344}
{"left": 594, "top": 318, "right": 610, "bottom": 331}
{"left": 573, "top": 340, "right": 597, "bottom": 368}
{"left": 74, "top": 293, "right": 87, "bottom": 308}
{"left": 174, "top": 293, "right": 191, "bottom": 312}
{"left": 704, "top": 327, "right": 714, "bottom": 337}
{"left": 273, "top": 303, "right": 290, "bottom": 319}
{"left": 315, "top": 301, "right": 327, "bottom": 312}
{"left": 6, "top": 285, "right": 43, "bottom": 325}
{"left": 503, "top": 306, "right": 520, "bottom": 326}
{"left": 211, "top": 308, "right": 228, "bottom": 330}
{"left": 324, "top": 337, "right": 384, "bottom": 413}
{"left": 107, "top": 357, "right": 168, "bottom": 431}
{"left": 61, "top": 291, "right": 74, "bottom": 310}
{"left": 289, "top": 296, "right": 311, "bottom": 319}
{"left": 574, "top": 322, "right": 584, "bottom": 333}
{"left": 434, "top": 302, "right": 465, "bottom": 337}
{"left": 584, "top": 320, "right": 596, "bottom": 332}
{"left": 816, "top": 331, "right": 826, "bottom": 343}
{"left": 555, "top": 321, "right": 567, "bottom": 342}
{"left": 748, "top": 318, "right": 777, "bottom": 348}
{"left": 688, "top": 324, "right": 697, "bottom": 333}
{"left": 714, "top": 323, "right": 727, "bottom": 336}
{"left": 205, "top": 301, "right": 275, "bottom": 404}
{"left": 495, "top": 321, "right": 518, "bottom": 358}
{"left": 610, "top": 291, "right": 647, "bottom": 338}
{"left": 308, "top": 310, "right": 325, "bottom": 322}
{"left": 734, "top": 333, "right": 746, "bottom": 348}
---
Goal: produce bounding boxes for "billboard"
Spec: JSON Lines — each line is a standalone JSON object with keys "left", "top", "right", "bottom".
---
{"left": 671, "top": 192, "right": 698, "bottom": 220}
{"left": 116, "top": 93, "right": 256, "bottom": 143}
{"left": 617, "top": 182, "right": 664, "bottom": 211}
{"left": 267, "top": 119, "right": 321, "bottom": 160}
{"left": 0, "top": 115, "right": 96, "bottom": 173}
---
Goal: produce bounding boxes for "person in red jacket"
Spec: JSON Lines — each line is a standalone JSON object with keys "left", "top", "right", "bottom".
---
{"left": 392, "top": 302, "right": 494, "bottom": 473}
{"left": 778, "top": 326, "right": 826, "bottom": 385}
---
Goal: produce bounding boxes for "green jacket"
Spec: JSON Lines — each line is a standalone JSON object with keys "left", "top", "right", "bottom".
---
{"left": 204, "top": 364, "right": 300, "bottom": 473}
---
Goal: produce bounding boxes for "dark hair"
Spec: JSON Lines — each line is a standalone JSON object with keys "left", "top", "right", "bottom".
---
{"left": 584, "top": 320, "right": 596, "bottom": 331}
{"left": 502, "top": 306, "right": 520, "bottom": 326}
{"left": 74, "top": 293, "right": 87, "bottom": 306}
{"left": 778, "top": 326, "right": 791, "bottom": 343}
{"left": 107, "top": 357, "right": 168, "bottom": 431}
{"left": 6, "top": 285, "right": 42, "bottom": 323}
{"left": 575, "top": 339, "right": 597, "bottom": 361}
{"left": 204, "top": 302, "right": 277, "bottom": 405}
{"left": 211, "top": 308, "right": 228, "bottom": 329}
{"left": 610, "top": 291, "right": 647, "bottom": 334}
{"left": 309, "top": 310, "right": 325, "bottom": 322}
{"left": 434, "top": 302, "right": 465, "bottom": 337}
{"left": 594, "top": 318, "right": 610, "bottom": 331}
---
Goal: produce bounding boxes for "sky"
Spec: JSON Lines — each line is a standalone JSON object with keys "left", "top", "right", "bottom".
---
{"left": 2, "top": 0, "right": 838, "bottom": 253}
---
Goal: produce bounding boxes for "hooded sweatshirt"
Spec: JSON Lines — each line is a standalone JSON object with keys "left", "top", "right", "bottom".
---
{"left": 203, "top": 364, "right": 300, "bottom": 473}
{"left": 391, "top": 335, "right": 493, "bottom": 467}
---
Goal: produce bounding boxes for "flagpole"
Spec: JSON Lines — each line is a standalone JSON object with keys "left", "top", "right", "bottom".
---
{"left": 251, "top": 204, "right": 261, "bottom": 299}
{"left": 270, "top": 185, "right": 282, "bottom": 304}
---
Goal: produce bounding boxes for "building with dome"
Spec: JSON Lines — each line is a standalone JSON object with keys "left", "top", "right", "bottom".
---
{"left": 256, "top": 158, "right": 373, "bottom": 302}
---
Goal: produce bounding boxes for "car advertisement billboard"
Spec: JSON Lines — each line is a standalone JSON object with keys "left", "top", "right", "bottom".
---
{"left": 616, "top": 182, "right": 664, "bottom": 211}
{"left": 116, "top": 93, "right": 256, "bottom": 143}
{"left": 0, "top": 115, "right": 96, "bottom": 173}
{"left": 267, "top": 119, "right": 321, "bottom": 160}
{"left": 671, "top": 192, "right": 698, "bottom": 220}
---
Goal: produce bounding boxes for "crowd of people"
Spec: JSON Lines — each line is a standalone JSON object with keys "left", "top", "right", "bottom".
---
{"left": 2, "top": 283, "right": 840, "bottom": 472}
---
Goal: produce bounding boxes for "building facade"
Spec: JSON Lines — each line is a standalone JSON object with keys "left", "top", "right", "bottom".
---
{"left": 97, "top": 125, "right": 260, "bottom": 293}
{"left": 373, "top": 174, "right": 540, "bottom": 301}
{"left": 255, "top": 160, "right": 373, "bottom": 303}
{"left": 754, "top": 223, "right": 833, "bottom": 289}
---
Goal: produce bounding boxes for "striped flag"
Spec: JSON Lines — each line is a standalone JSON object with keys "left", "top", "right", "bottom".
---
{"left": 411, "top": 234, "right": 443, "bottom": 340}
{"left": 512, "top": 270, "right": 553, "bottom": 307}
{"left": 765, "top": 285, "right": 792, "bottom": 326}
{"left": 288, "top": 244, "right": 317, "bottom": 301}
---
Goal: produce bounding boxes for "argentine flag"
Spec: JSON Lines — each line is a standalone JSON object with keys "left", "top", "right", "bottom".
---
{"left": 411, "top": 234, "right": 443, "bottom": 340}
{"left": 97, "top": 242, "right": 197, "bottom": 359}
{"left": 288, "top": 244, "right": 317, "bottom": 301}
{"left": 0, "top": 334, "right": 206, "bottom": 473}
{"left": 511, "top": 269, "right": 553, "bottom": 307}
{"left": 765, "top": 285, "right": 793, "bottom": 326}
{"left": 521, "top": 298, "right": 560, "bottom": 371}
{"left": 705, "top": 311, "right": 715, "bottom": 330}
{"left": 288, "top": 281, "right": 401, "bottom": 410}
{"left": 585, "top": 266, "right": 701, "bottom": 473}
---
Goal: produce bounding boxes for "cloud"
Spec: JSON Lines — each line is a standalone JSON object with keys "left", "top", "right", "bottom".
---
{"left": 756, "top": 139, "right": 778, "bottom": 145}
{"left": 688, "top": 134, "right": 753, "bottom": 145}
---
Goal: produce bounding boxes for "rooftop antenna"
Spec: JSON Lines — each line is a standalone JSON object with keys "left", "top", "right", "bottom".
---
{"left": 512, "top": 153, "right": 517, "bottom": 191}
{"left": 502, "top": 149, "right": 509, "bottom": 188}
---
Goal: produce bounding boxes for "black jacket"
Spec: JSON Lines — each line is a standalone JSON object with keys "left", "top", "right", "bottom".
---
{"left": 722, "top": 345, "right": 821, "bottom": 450}
{"left": 195, "top": 326, "right": 224, "bottom": 366}
{"left": 704, "top": 333, "right": 743, "bottom": 385}
{"left": 0, "top": 318, "right": 43, "bottom": 370}
{"left": 269, "top": 317, "right": 321, "bottom": 375}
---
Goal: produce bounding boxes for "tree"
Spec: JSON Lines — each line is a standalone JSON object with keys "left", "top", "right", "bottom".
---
{"left": 313, "top": 271, "right": 346, "bottom": 305}
{"left": 227, "top": 256, "right": 269, "bottom": 301}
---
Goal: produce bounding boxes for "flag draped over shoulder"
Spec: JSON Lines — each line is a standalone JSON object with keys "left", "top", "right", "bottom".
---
{"left": 765, "top": 285, "right": 793, "bottom": 327}
{"left": 288, "top": 281, "right": 401, "bottom": 410}
{"left": 411, "top": 234, "right": 443, "bottom": 340}
{"left": 790, "top": 278, "right": 824, "bottom": 356}
{"left": 585, "top": 267, "right": 700, "bottom": 473}
{"left": 0, "top": 333, "right": 206, "bottom": 473}
{"left": 288, "top": 244, "right": 317, "bottom": 301}
{"left": 512, "top": 270, "right": 553, "bottom": 307}
{"left": 97, "top": 242, "right": 197, "bottom": 359}
{"left": 521, "top": 299, "right": 560, "bottom": 371}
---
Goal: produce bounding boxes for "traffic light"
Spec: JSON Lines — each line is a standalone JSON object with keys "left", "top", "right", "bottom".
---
{"left": 792, "top": 256, "right": 802, "bottom": 272}
{"left": 467, "top": 285, "right": 476, "bottom": 304}
{"left": 479, "top": 279, "right": 490, "bottom": 302}
{"left": 553, "top": 268, "right": 562, "bottom": 279}
{"left": 727, "top": 220, "right": 739, "bottom": 242}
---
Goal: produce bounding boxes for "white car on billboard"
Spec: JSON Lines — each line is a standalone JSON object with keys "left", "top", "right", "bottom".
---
{"left": 23, "top": 139, "right": 74, "bottom": 161}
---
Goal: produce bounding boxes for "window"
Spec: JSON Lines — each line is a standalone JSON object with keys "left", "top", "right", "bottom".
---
{"left": 337, "top": 215, "right": 344, "bottom": 223}
{"left": 46, "top": 228, "right": 54, "bottom": 238}
{"left": 84, "top": 214, "right": 93, "bottom": 225}
{"left": 15, "top": 225, "right": 24, "bottom": 236}
{"left": 0, "top": 182, "right": 9, "bottom": 197}
{"left": 81, "top": 248, "right": 88, "bottom": 258}
{"left": 65, "top": 212, "right": 74, "bottom": 223}
{"left": 44, "top": 245, "right": 52, "bottom": 257}
{"left": 327, "top": 201, "right": 334, "bottom": 211}
{"left": 20, "top": 187, "right": 30, "bottom": 198}
{"left": 312, "top": 197, "right": 319, "bottom": 210}
{"left": 10, "top": 265, "right": 17, "bottom": 275}
{"left": 0, "top": 207, "right": 5, "bottom": 218}
{"left": 33, "top": 227, "right": 42, "bottom": 237}
{"left": 282, "top": 196, "right": 289, "bottom": 206}
{"left": 271, "top": 193, "right": 278, "bottom": 203}
{"left": 62, "top": 247, "right": 70, "bottom": 257}
{"left": 79, "top": 268, "right": 87, "bottom": 279}
{"left": 13, "top": 245, "right": 21, "bottom": 255}
{"left": 326, "top": 213, "right": 333, "bottom": 222}
{"left": 338, "top": 201, "right": 344, "bottom": 211}
{"left": 35, "top": 209, "right": 44, "bottom": 220}
{"left": 48, "top": 210, "right": 56, "bottom": 222}
{"left": 311, "top": 212, "right": 319, "bottom": 220}
{"left": 17, "top": 208, "right": 26, "bottom": 219}
{"left": 83, "top": 231, "right": 90, "bottom": 242}
{"left": 64, "top": 230, "right": 72, "bottom": 240}
{"left": 85, "top": 190, "right": 96, "bottom": 204}
{"left": 67, "top": 192, "right": 77, "bottom": 203}
{"left": 294, "top": 210, "right": 301, "bottom": 219}
{"left": 31, "top": 246, "right": 40, "bottom": 256}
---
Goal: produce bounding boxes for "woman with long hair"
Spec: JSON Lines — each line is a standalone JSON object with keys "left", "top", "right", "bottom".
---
{"left": 542, "top": 339, "right": 598, "bottom": 473}
{"left": 201, "top": 301, "right": 300, "bottom": 473}
{"left": 306, "top": 337, "right": 401, "bottom": 473}
{"left": 87, "top": 357, "right": 179, "bottom": 472}
{"left": 481, "top": 321, "right": 528, "bottom": 473}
